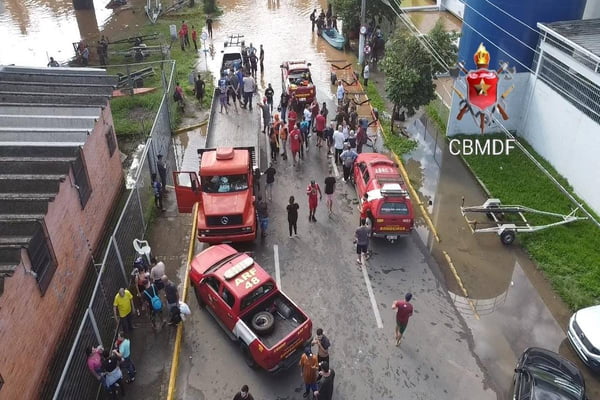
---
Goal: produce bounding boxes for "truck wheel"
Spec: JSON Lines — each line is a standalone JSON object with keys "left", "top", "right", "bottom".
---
{"left": 251, "top": 311, "right": 275, "bottom": 335}
{"left": 239, "top": 342, "right": 256, "bottom": 369}
{"left": 500, "top": 230, "right": 516, "bottom": 245}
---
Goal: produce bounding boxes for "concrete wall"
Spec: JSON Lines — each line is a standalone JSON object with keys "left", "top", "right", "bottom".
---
{"left": 0, "top": 105, "right": 123, "bottom": 400}
{"left": 447, "top": 72, "right": 531, "bottom": 135}
{"left": 440, "top": 0, "right": 465, "bottom": 20}
{"left": 521, "top": 78, "right": 600, "bottom": 214}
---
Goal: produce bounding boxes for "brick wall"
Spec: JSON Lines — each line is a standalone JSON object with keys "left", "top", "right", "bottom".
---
{"left": 0, "top": 105, "right": 123, "bottom": 400}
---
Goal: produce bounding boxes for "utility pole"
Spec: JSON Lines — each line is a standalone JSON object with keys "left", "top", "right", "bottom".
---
{"left": 358, "top": 0, "right": 366, "bottom": 65}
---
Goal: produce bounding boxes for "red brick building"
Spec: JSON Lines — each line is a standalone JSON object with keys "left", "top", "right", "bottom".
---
{"left": 0, "top": 66, "right": 123, "bottom": 399}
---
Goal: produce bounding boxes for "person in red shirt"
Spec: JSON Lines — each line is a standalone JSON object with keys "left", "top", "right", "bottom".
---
{"left": 391, "top": 292, "right": 413, "bottom": 347}
{"left": 315, "top": 112, "right": 326, "bottom": 149}
{"left": 289, "top": 123, "right": 302, "bottom": 166}
{"left": 191, "top": 26, "right": 198, "bottom": 51}
{"left": 181, "top": 20, "right": 189, "bottom": 47}
{"left": 178, "top": 28, "right": 185, "bottom": 51}
{"left": 288, "top": 108, "right": 297, "bottom": 134}
{"left": 359, "top": 193, "right": 372, "bottom": 225}
{"left": 306, "top": 180, "right": 322, "bottom": 222}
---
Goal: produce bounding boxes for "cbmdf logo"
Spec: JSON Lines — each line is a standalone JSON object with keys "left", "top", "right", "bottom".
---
{"left": 454, "top": 43, "right": 515, "bottom": 133}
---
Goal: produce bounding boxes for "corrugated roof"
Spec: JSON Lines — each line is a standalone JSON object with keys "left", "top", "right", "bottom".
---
{"left": 541, "top": 18, "right": 600, "bottom": 63}
{"left": 0, "top": 66, "right": 117, "bottom": 285}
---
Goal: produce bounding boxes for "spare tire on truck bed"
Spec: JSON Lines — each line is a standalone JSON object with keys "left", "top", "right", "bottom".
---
{"left": 251, "top": 311, "right": 275, "bottom": 335}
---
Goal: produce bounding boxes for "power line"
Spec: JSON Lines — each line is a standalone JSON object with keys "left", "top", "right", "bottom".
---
{"left": 482, "top": 0, "right": 541, "bottom": 36}
{"left": 489, "top": 116, "right": 600, "bottom": 228}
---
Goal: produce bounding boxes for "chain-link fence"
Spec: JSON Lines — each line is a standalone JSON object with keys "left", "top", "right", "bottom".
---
{"left": 45, "top": 60, "right": 177, "bottom": 399}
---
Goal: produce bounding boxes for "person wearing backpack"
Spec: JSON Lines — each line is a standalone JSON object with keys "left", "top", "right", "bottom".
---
{"left": 143, "top": 283, "right": 164, "bottom": 328}
{"left": 312, "top": 328, "right": 330, "bottom": 365}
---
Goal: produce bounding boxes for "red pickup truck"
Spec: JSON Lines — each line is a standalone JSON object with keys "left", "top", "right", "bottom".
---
{"left": 353, "top": 153, "right": 415, "bottom": 242}
{"left": 190, "top": 244, "right": 313, "bottom": 372}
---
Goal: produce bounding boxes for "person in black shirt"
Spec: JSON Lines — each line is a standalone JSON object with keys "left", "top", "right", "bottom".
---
{"left": 265, "top": 165, "right": 276, "bottom": 201}
{"left": 265, "top": 83, "right": 274, "bottom": 113}
{"left": 324, "top": 175, "right": 336, "bottom": 215}
{"left": 279, "top": 92, "right": 290, "bottom": 123}
{"left": 206, "top": 17, "right": 213, "bottom": 38}
{"left": 315, "top": 361, "right": 335, "bottom": 400}
{"left": 233, "top": 384, "right": 254, "bottom": 400}
{"left": 286, "top": 196, "right": 299, "bottom": 237}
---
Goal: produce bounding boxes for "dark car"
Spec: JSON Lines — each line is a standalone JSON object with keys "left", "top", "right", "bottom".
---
{"left": 513, "top": 347, "right": 587, "bottom": 400}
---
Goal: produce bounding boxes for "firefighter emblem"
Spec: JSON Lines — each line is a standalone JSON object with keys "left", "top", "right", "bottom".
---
{"left": 454, "top": 43, "right": 515, "bottom": 133}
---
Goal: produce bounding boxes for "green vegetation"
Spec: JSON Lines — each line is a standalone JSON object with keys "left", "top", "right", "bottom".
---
{"left": 106, "top": 2, "right": 214, "bottom": 138}
{"left": 456, "top": 134, "right": 600, "bottom": 310}
{"left": 332, "top": 0, "right": 399, "bottom": 34}
{"left": 425, "top": 98, "right": 449, "bottom": 134}
{"left": 426, "top": 20, "right": 459, "bottom": 75}
{"left": 364, "top": 80, "right": 417, "bottom": 155}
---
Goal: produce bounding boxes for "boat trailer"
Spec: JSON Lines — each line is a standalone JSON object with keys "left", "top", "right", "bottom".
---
{"left": 460, "top": 198, "right": 587, "bottom": 245}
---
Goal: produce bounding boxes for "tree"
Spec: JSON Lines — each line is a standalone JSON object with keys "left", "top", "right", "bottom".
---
{"left": 426, "top": 20, "right": 459, "bottom": 75}
{"left": 332, "top": 0, "right": 401, "bottom": 34}
{"left": 381, "top": 29, "right": 436, "bottom": 117}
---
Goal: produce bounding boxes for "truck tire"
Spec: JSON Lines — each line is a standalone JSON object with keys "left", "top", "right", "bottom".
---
{"left": 239, "top": 342, "right": 257, "bottom": 368}
{"left": 251, "top": 311, "right": 275, "bottom": 335}
{"left": 500, "top": 230, "right": 516, "bottom": 245}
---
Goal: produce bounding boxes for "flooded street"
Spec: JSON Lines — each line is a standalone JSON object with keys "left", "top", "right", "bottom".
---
{"left": 0, "top": 0, "right": 145, "bottom": 66}
{"left": 3, "top": 0, "right": 598, "bottom": 397}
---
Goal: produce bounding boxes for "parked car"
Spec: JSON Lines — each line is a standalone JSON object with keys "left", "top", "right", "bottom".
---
{"left": 352, "top": 152, "right": 415, "bottom": 242}
{"left": 568, "top": 304, "right": 600, "bottom": 371}
{"left": 512, "top": 347, "right": 587, "bottom": 400}
{"left": 190, "top": 244, "right": 312, "bottom": 372}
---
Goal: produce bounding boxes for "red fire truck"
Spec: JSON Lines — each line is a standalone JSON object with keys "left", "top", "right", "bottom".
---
{"left": 190, "top": 244, "right": 313, "bottom": 371}
{"left": 353, "top": 153, "right": 415, "bottom": 242}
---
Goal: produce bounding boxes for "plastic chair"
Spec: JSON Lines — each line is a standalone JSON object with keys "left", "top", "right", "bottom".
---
{"left": 133, "top": 239, "right": 152, "bottom": 265}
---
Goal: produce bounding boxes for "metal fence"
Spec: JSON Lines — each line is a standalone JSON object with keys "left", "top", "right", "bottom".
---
{"left": 45, "top": 60, "right": 177, "bottom": 399}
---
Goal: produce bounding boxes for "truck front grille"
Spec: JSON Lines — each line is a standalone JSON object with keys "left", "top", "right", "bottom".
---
{"left": 206, "top": 214, "right": 243, "bottom": 226}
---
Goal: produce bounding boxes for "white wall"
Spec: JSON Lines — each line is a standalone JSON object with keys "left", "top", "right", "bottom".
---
{"left": 440, "top": 0, "right": 465, "bottom": 20}
{"left": 583, "top": 1, "right": 600, "bottom": 19}
{"left": 521, "top": 79, "right": 600, "bottom": 214}
{"left": 447, "top": 73, "right": 531, "bottom": 136}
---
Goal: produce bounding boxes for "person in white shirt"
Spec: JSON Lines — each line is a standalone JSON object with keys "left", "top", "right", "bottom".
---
{"left": 336, "top": 81, "right": 345, "bottom": 105}
{"left": 303, "top": 104, "right": 312, "bottom": 132}
{"left": 332, "top": 126, "right": 345, "bottom": 165}
{"left": 363, "top": 64, "right": 370, "bottom": 87}
{"left": 342, "top": 121, "right": 349, "bottom": 140}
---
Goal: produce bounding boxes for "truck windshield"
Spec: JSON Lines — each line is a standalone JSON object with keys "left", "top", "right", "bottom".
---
{"left": 380, "top": 202, "right": 409, "bottom": 215}
{"left": 288, "top": 70, "right": 312, "bottom": 85}
{"left": 241, "top": 282, "right": 275, "bottom": 311}
{"left": 201, "top": 174, "right": 248, "bottom": 193}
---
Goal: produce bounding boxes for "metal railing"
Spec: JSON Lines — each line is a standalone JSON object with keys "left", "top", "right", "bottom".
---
{"left": 44, "top": 60, "right": 177, "bottom": 399}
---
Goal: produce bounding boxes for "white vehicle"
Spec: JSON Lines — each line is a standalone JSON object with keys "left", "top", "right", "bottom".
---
{"left": 568, "top": 304, "right": 600, "bottom": 371}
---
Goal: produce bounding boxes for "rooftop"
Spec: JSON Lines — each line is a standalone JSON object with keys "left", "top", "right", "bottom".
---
{"left": 0, "top": 66, "right": 117, "bottom": 292}
{"left": 538, "top": 18, "right": 600, "bottom": 65}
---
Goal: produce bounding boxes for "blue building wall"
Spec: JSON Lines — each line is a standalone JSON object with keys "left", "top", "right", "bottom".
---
{"left": 458, "top": 0, "right": 587, "bottom": 72}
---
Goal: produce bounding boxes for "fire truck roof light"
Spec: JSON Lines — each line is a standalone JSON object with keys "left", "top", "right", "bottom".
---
{"left": 224, "top": 257, "right": 254, "bottom": 280}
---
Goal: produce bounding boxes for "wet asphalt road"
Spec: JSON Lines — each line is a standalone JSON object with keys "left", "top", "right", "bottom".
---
{"left": 172, "top": 0, "right": 496, "bottom": 398}
{"left": 176, "top": 143, "right": 497, "bottom": 400}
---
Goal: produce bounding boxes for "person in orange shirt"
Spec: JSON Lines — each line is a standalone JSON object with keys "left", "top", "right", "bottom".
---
{"left": 299, "top": 347, "right": 319, "bottom": 398}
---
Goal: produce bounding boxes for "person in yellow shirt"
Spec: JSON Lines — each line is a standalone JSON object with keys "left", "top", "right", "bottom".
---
{"left": 113, "top": 288, "right": 135, "bottom": 332}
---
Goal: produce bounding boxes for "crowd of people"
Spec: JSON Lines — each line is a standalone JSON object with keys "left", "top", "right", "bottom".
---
{"left": 86, "top": 256, "right": 189, "bottom": 398}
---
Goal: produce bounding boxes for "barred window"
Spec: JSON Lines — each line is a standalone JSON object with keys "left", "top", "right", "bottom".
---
{"left": 105, "top": 126, "right": 117, "bottom": 157}
{"left": 28, "top": 222, "right": 57, "bottom": 296}
{"left": 538, "top": 52, "right": 600, "bottom": 125}
{"left": 71, "top": 148, "right": 92, "bottom": 208}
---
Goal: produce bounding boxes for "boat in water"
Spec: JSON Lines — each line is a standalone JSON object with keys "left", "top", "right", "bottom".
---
{"left": 145, "top": 0, "right": 162, "bottom": 24}
{"left": 320, "top": 28, "right": 345, "bottom": 50}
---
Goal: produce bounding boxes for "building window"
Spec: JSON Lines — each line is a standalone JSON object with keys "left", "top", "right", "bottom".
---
{"left": 71, "top": 148, "right": 92, "bottom": 209}
{"left": 28, "top": 222, "right": 57, "bottom": 296}
{"left": 105, "top": 126, "right": 117, "bottom": 157}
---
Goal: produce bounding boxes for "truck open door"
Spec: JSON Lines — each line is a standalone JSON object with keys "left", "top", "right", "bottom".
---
{"left": 173, "top": 171, "right": 201, "bottom": 213}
